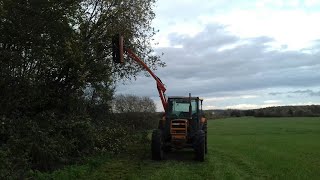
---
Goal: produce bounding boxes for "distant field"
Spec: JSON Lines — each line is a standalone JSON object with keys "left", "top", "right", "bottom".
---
{"left": 35, "top": 117, "right": 320, "bottom": 179}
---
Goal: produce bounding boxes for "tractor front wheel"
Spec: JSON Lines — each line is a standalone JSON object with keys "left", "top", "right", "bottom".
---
{"left": 194, "top": 130, "right": 205, "bottom": 161}
{"left": 151, "top": 129, "right": 164, "bottom": 160}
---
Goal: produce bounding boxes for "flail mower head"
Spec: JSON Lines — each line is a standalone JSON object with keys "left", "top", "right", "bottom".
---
{"left": 112, "top": 34, "right": 124, "bottom": 63}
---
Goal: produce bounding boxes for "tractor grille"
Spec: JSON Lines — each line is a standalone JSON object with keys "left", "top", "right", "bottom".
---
{"left": 171, "top": 119, "right": 188, "bottom": 140}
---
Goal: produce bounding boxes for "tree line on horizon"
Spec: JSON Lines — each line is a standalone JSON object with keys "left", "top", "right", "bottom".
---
{"left": 204, "top": 105, "right": 320, "bottom": 119}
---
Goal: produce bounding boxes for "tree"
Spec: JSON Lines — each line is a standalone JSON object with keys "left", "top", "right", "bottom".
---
{"left": 112, "top": 94, "right": 156, "bottom": 113}
{"left": 0, "top": 0, "right": 164, "bottom": 116}
{"left": 79, "top": 0, "right": 165, "bottom": 81}
{"left": 0, "top": 0, "right": 163, "bottom": 177}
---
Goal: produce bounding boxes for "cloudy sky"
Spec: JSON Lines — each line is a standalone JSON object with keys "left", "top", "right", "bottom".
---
{"left": 116, "top": 0, "right": 320, "bottom": 111}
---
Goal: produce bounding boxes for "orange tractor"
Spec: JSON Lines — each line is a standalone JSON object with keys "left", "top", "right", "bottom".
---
{"left": 112, "top": 34, "right": 207, "bottom": 161}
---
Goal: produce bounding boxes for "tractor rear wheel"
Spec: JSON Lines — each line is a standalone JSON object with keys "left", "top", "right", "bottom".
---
{"left": 163, "top": 145, "right": 172, "bottom": 152}
{"left": 203, "top": 123, "right": 208, "bottom": 154}
{"left": 205, "top": 133, "right": 208, "bottom": 154}
{"left": 151, "top": 129, "right": 164, "bottom": 160}
{"left": 194, "top": 130, "right": 205, "bottom": 161}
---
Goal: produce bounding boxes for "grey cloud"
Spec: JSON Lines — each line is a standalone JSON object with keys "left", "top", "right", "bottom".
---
{"left": 269, "top": 89, "right": 320, "bottom": 97}
{"left": 161, "top": 29, "right": 319, "bottom": 82}
{"left": 168, "top": 24, "right": 239, "bottom": 51}
{"left": 290, "top": 90, "right": 313, "bottom": 94}
{"left": 290, "top": 90, "right": 320, "bottom": 96}
{"left": 248, "top": 36, "right": 274, "bottom": 44}
{"left": 269, "top": 92, "right": 283, "bottom": 95}
{"left": 118, "top": 23, "right": 320, "bottom": 100}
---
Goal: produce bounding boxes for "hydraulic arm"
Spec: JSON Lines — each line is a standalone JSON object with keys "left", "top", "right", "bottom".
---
{"left": 112, "top": 34, "right": 168, "bottom": 111}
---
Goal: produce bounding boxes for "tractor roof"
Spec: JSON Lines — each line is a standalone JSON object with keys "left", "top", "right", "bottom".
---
{"left": 168, "top": 96, "right": 203, "bottom": 101}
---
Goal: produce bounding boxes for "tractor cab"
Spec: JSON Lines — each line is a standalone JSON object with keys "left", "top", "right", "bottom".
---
{"left": 166, "top": 96, "right": 203, "bottom": 138}
{"left": 167, "top": 97, "right": 200, "bottom": 119}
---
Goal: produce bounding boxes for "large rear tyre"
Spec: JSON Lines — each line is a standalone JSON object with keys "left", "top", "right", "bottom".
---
{"left": 203, "top": 123, "right": 208, "bottom": 154}
{"left": 151, "top": 129, "right": 164, "bottom": 160}
{"left": 163, "top": 145, "right": 172, "bottom": 152}
{"left": 194, "top": 130, "right": 205, "bottom": 162}
{"left": 205, "top": 133, "right": 208, "bottom": 154}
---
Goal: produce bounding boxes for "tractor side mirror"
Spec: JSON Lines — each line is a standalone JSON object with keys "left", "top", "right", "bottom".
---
{"left": 112, "top": 34, "right": 124, "bottom": 63}
{"left": 200, "top": 100, "right": 205, "bottom": 117}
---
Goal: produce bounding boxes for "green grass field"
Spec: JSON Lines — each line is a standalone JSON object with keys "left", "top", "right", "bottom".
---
{"left": 35, "top": 117, "right": 320, "bottom": 180}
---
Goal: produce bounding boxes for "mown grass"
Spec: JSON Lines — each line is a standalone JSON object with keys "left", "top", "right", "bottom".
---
{"left": 34, "top": 117, "right": 320, "bottom": 179}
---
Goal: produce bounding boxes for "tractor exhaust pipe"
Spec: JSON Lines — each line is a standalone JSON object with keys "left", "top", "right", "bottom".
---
{"left": 189, "top": 93, "right": 192, "bottom": 119}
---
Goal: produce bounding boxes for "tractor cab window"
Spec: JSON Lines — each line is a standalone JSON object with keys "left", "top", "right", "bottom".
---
{"left": 168, "top": 99, "right": 198, "bottom": 118}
